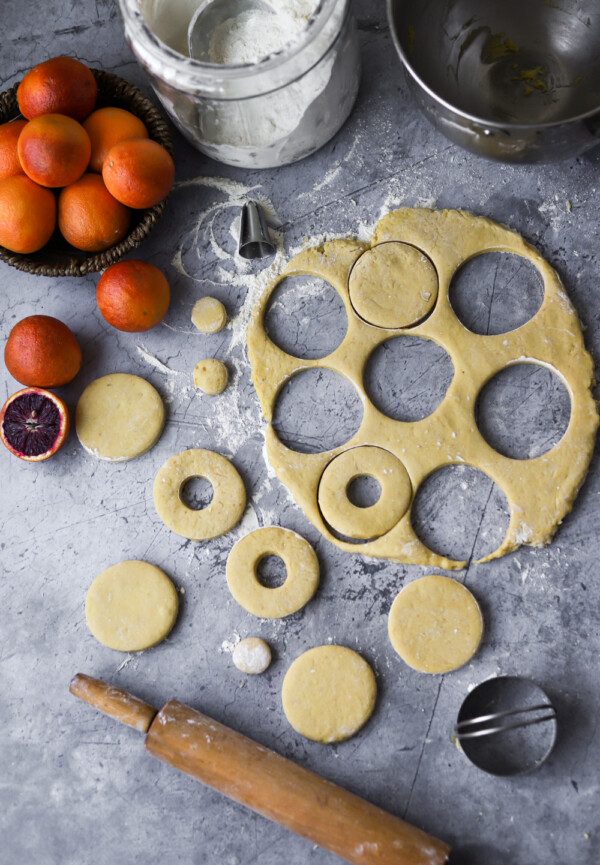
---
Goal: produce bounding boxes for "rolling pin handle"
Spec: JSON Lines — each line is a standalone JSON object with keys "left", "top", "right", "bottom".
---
{"left": 69, "top": 673, "right": 157, "bottom": 733}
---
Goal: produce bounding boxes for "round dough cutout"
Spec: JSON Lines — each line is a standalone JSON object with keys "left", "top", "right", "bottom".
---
{"left": 232, "top": 637, "right": 272, "bottom": 674}
{"left": 349, "top": 242, "right": 438, "bottom": 329}
{"left": 388, "top": 574, "right": 483, "bottom": 674}
{"left": 194, "top": 358, "right": 228, "bottom": 395}
{"left": 282, "top": 646, "right": 377, "bottom": 743}
{"left": 76, "top": 373, "right": 165, "bottom": 461}
{"left": 318, "top": 446, "right": 412, "bottom": 540}
{"left": 86, "top": 560, "right": 178, "bottom": 652}
{"left": 226, "top": 527, "right": 319, "bottom": 618}
{"left": 154, "top": 449, "right": 246, "bottom": 540}
{"left": 192, "top": 296, "right": 227, "bottom": 333}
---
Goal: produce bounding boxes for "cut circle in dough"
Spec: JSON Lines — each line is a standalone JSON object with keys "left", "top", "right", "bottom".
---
{"left": 226, "top": 527, "right": 319, "bottom": 618}
{"left": 194, "top": 358, "right": 228, "bottom": 395}
{"left": 388, "top": 574, "right": 483, "bottom": 674}
{"left": 247, "top": 208, "right": 599, "bottom": 569}
{"left": 282, "top": 645, "right": 377, "bottom": 743}
{"left": 76, "top": 373, "right": 165, "bottom": 462}
{"left": 86, "top": 560, "right": 178, "bottom": 652}
{"left": 154, "top": 449, "right": 246, "bottom": 540}
{"left": 349, "top": 241, "right": 438, "bottom": 329}
{"left": 232, "top": 637, "right": 272, "bottom": 674}
{"left": 318, "top": 446, "right": 412, "bottom": 540}
{"left": 192, "top": 296, "right": 227, "bottom": 333}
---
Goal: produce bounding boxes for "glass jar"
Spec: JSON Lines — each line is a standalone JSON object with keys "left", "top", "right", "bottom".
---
{"left": 117, "top": 0, "right": 360, "bottom": 168}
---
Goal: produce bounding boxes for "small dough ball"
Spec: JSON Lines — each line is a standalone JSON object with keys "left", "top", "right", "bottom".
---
{"left": 86, "top": 560, "right": 179, "bottom": 652}
{"left": 192, "top": 297, "right": 227, "bottom": 333}
{"left": 388, "top": 574, "right": 483, "bottom": 674}
{"left": 194, "top": 358, "right": 228, "bottom": 395}
{"left": 232, "top": 637, "right": 272, "bottom": 674}
{"left": 282, "top": 645, "right": 377, "bottom": 743}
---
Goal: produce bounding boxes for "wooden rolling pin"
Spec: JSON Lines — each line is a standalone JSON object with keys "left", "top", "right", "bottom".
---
{"left": 70, "top": 674, "right": 450, "bottom": 865}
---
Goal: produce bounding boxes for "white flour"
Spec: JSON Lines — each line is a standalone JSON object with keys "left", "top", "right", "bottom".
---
{"left": 208, "top": 0, "right": 318, "bottom": 65}
{"left": 138, "top": 0, "right": 357, "bottom": 166}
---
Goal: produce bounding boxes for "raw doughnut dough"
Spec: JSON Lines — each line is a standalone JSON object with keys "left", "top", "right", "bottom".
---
{"left": 318, "top": 446, "right": 412, "bottom": 540}
{"left": 194, "top": 358, "right": 228, "bottom": 394}
{"left": 226, "top": 527, "right": 319, "bottom": 618}
{"left": 86, "top": 560, "right": 178, "bottom": 652}
{"left": 192, "top": 296, "right": 227, "bottom": 333}
{"left": 248, "top": 208, "right": 599, "bottom": 568}
{"left": 349, "top": 241, "right": 438, "bottom": 328}
{"left": 154, "top": 448, "right": 246, "bottom": 540}
{"left": 388, "top": 574, "right": 483, "bottom": 674}
{"left": 232, "top": 637, "right": 272, "bottom": 674}
{"left": 76, "top": 373, "right": 165, "bottom": 461}
{"left": 281, "top": 645, "right": 376, "bottom": 743}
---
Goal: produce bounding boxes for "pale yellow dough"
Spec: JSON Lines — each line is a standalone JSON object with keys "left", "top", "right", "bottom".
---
{"left": 388, "top": 574, "right": 483, "bottom": 674}
{"left": 247, "top": 208, "right": 599, "bottom": 569}
{"left": 226, "top": 527, "right": 319, "bottom": 618}
{"left": 194, "top": 358, "right": 228, "bottom": 394}
{"left": 192, "top": 296, "right": 227, "bottom": 333}
{"left": 318, "top": 445, "right": 412, "bottom": 540}
{"left": 154, "top": 449, "right": 246, "bottom": 540}
{"left": 86, "top": 560, "right": 178, "bottom": 652}
{"left": 232, "top": 637, "right": 272, "bottom": 674}
{"left": 76, "top": 373, "right": 165, "bottom": 462}
{"left": 281, "top": 645, "right": 376, "bottom": 743}
{"left": 349, "top": 241, "right": 438, "bottom": 328}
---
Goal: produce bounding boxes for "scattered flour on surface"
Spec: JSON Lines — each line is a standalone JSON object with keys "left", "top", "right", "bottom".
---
{"left": 136, "top": 345, "right": 181, "bottom": 376}
{"left": 221, "top": 632, "right": 241, "bottom": 654}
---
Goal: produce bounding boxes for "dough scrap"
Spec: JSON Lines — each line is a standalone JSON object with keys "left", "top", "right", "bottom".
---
{"left": 226, "top": 526, "right": 319, "bottom": 618}
{"left": 192, "top": 296, "right": 227, "bottom": 333}
{"left": 318, "top": 445, "right": 412, "bottom": 540}
{"left": 194, "top": 358, "right": 228, "bottom": 394}
{"left": 86, "top": 560, "right": 178, "bottom": 652}
{"left": 232, "top": 637, "right": 272, "bottom": 674}
{"left": 154, "top": 448, "right": 246, "bottom": 540}
{"left": 281, "top": 645, "right": 376, "bottom": 743}
{"left": 76, "top": 373, "right": 165, "bottom": 461}
{"left": 247, "top": 208, "right": 599, "bottom": 569}
{"left": 349, "top": 241, "right": 438, "bottom": 328}
{"left": 388, "top": 574, "right": 483, "bottom": 674}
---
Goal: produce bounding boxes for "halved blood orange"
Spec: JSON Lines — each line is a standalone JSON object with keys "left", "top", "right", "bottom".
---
{"left": 1, "top": 387, "right": 70, "bottom": 461}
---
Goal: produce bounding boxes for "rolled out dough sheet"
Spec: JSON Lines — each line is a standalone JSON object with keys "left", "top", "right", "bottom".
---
{"left": 248, "top": 208, "right": 599, "bottom": 569}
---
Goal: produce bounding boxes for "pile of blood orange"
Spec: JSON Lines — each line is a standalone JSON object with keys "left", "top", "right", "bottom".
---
{"left": 0, "top": 56, "right": 175, "bottom": 255}
{"left": 0, "top": 57, "right": 176, "bottom": 462}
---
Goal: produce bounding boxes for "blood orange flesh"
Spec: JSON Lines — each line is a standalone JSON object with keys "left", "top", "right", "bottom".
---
{"left": 1, "top": 387, "right": 69, "bottom": 461}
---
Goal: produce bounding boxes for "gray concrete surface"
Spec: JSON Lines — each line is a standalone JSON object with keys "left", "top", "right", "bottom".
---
{"left": 2, "top": 2, "right": 600, "bottom": 864}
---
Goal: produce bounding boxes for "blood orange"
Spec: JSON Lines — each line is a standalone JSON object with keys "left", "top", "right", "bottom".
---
{"left": 1, "top": 387, "right": 70, "bottom": 461}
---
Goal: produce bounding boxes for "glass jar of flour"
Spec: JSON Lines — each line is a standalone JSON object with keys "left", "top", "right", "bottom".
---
{"left": 117, "top": 0, "right": 360, "bottom": 168}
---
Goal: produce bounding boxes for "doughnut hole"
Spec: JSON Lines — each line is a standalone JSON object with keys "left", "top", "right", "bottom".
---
{"left": 364, "top": 336, "right": 454, "bottom": 422}
{"left": 476, "top": 363, "right": 571, "bottom": 459}
{"left": 264, "top": 275, "right": 347, "bottom": 359}
{"left": 272, "top": 368, "right": 363, "bottom": 454}
{"left": 450, "top": 252, "right": 544, "bottom": 335}
{"left": 411, "top": 465, "right": 510, "bottom": 562}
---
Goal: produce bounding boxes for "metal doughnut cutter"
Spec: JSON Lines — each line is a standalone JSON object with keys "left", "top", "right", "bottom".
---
{"left": 454, "top": 676, "right": 558, "bottom": 776}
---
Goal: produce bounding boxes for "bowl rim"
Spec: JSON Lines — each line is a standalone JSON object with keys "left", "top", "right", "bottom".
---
{"left": 386, "top": 0, "right": 600, "bottom": 132}
{"left": 0, "top": 68, "right": 174, "bottom": 277}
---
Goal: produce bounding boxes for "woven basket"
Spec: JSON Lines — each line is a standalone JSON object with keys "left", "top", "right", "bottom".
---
{"left": 0, "top": 69, "right": 174, "bottom": 277}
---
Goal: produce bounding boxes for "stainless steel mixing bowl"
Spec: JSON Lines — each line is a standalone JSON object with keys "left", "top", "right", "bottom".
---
{"left": 387, "top": 0, "right": 600, "bottom": 162}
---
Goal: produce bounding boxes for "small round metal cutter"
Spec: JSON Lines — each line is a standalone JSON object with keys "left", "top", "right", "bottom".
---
{"left": 454, "top": 675, "right": 557, "bottom": 776}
